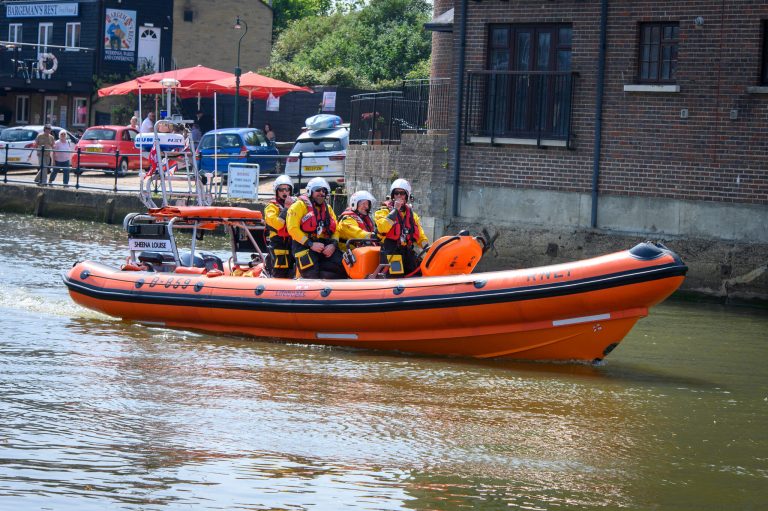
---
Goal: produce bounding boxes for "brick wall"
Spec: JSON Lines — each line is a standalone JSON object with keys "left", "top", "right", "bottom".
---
{"left": 173, "top": 0, "right": 272, "bottom": 73}
{"left": 346, "top": 133, "right": 451, "bottom": 238}
{"left": 430, "top": 0, "right": 454, "bottom": 80}
{"left": 452, "top": 0, "right": 768, "bottom": 205}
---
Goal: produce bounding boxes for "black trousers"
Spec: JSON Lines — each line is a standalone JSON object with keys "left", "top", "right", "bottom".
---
{"left": 292, "top": 240, "right": 346, "bottom": 279}
{"left": 380, "top": 238, "right": 419, "bottom": 277}
{"left": 267, "top": 236, "right": 294, "bottom": 279}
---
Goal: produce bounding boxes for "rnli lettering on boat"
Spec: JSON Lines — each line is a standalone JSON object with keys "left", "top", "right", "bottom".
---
{"left": 275, "top": 290, "right": 306, "bottom": 298}
{"left": 527, "top": 270, "right": 571, "bottom": 282}
{"left": 128, "top": 239, "right": 172, "bottom": 251}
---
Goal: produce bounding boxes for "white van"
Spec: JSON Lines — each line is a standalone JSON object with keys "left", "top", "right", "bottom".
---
{"left": 284, "top": 124, "right": 349, "bottom": 190}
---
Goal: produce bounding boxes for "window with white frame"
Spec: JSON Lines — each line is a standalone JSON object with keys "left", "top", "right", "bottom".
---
{"left": 65, "top": 22, "right": 80, "bottom": 50}
{"left": 8, "top": 24, "right": 22, "bottom": 43}
{"left": 73, "top": 98, "right": 88, "bottom": 126}
{"left": 16, "top": 96, "right": 30, "bottom": 124}
{"left": 38, "top": 23, "right": 53, "bottom": 55}
{"left": 44, "top": 96, "right": 57, "bottom": 125}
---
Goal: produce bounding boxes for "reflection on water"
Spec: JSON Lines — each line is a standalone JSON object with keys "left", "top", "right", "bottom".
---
{"left": 0, "top": 213, "right": 766, "bottom": 510}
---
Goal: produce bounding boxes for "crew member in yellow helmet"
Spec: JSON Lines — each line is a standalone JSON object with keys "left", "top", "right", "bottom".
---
{"left": 374, "top": 178, "right": 428, "bottom": 277}
{"left": 264, "top": 175, "right": 295, "bottom": 278}
{"left": 286, "top": 177, "right": 345, "bottom": 279}
{"left": 337, "top": 190, "right": 376, "bottom": 252}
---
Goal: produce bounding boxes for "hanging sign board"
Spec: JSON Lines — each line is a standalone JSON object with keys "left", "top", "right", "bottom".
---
{"left": 266, "top": 93, "right": 280, "bottom": 112}
{"left": 322, "top": 91, "right": 336, "bottom": 112}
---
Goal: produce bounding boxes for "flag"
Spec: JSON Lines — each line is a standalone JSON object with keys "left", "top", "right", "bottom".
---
{"left": 147, "top": 146, "right": 158, "bottom": 176}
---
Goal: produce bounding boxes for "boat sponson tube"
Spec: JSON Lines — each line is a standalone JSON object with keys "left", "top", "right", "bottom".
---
{"left": 64, "top": 259, "right": 687, "bottom": 315}
{"left": 629, "top": 242, "right": 681, "bottom": 262}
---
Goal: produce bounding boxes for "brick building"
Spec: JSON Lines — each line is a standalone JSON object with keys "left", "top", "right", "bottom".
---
{"left": 0, "top": 0, "right": 173, "bottom": 128}
{"left": 441, "top": 0, "right": 768, "bottom": 239}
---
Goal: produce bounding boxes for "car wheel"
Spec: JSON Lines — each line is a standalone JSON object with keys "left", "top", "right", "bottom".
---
{"left": 117, "top": 158, "right": 129, "bottom": 177}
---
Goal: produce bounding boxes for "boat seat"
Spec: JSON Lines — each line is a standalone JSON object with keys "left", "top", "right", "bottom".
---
{"left": 138, "top": 251, "right": 176, "bottom": 272}
{"left": 343, "top": 246, "right": 382, "bottom": 279}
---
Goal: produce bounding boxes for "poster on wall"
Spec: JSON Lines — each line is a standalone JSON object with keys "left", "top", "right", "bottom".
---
{"left": 321, "top": 91, "right": 336, "bottom": 112}
{"left": 104, "top": 9, "right": 136, "bottom": 62}
{"left": 266, "top": 93, "right": 280, "bottom": 112}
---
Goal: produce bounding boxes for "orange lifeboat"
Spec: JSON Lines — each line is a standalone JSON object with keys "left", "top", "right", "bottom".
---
{"left": 64, "top": 206, "right": 687, "bottom": 362}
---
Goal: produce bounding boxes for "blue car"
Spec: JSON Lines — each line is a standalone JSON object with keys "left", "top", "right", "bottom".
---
{"left": 196, "top": 128, "right": 278, "bottom": 173}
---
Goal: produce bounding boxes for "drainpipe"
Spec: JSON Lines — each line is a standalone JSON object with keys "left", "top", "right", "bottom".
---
{"left": 590, "top": 0, "right": 608, "bottom": 228}
{"left": 451, "top": 0, "right": 468, "bottom": 217}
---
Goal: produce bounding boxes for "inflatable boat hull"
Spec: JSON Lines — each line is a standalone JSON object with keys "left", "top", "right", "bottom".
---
{"left": 64, "top": 243, "right": 686, "bottom": 362}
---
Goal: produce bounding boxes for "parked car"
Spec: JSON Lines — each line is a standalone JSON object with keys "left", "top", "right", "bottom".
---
{"left": 71, "top": 125, "right": 140, "bottom": 175}
{"left": 0, "top": 125, "right": 77, "bottom": 167}
{"left": 284, "top": 125, "right": 349, "bottom": 190}
{"left": 196, "top": 128, "right": 279, "bottom": 174}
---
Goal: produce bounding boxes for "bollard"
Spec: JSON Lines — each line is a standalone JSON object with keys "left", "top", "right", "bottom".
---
{"left": 75, "top": 147, "right": 82, "bottom": 189}
{"left": 2, "top": 144, "right": 8, "bottom": 183}
{"left": 113, "top": 150, "right": 120, "bottom": 192}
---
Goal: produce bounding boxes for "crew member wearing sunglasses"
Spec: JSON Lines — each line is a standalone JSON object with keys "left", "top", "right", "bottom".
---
{"left": 264, "top": 174, "right": 296, "bottom": 278}
{"left": 286, "top": 177, "right": 346, "bottom": 279}
{"left": 374, "top": 178, "right": 429, "bottom": 277}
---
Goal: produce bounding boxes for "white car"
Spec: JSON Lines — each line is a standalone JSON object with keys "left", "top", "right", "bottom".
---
{"left": 284, "top": 126, "right": 349, "bottom": 190}
{"left": 0, "top": 125, "right": 77, "bottom": 167}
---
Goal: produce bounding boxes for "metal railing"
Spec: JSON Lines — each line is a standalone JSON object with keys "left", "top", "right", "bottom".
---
{"left": 349, "top": 78, "right": 452, "bottom": 145}
{"left": 0, "top": 146, "right": 348, "bottom": 210}
{"left": 465, "top": 70, "right": 577, "bottom": 147}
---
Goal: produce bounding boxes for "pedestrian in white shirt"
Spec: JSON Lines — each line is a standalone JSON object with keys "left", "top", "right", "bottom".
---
{"left": 49, "top": 131, "right": 74, "bottom": 185}
{"left": 140, "top": 111, "right": 155, "bottom": 133}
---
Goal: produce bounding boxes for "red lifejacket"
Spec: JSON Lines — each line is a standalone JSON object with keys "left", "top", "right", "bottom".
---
{"left": 299, "top": 195, "right": 336, "bottom": 238}
{"left": 268, "top": 199, "right": 290, "bottom": 238}
{"left": 340, "top": 208, "right": 375, "bottom": 234}
{"left": 381, "top": 200, "right": 420, "bottom": 245}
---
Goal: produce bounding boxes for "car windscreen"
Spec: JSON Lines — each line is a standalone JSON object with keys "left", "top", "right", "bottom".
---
{"left": 82, "top": 129, "right": 116, "bottom": 141}
{"left": 199, "top": 134, "right": 242, "bottom": 150}
{"left": 0, "top": 130, "right": 37, "bottom": 142}
{"left": 292, "top": 138, "right": 343, "bottom": 153}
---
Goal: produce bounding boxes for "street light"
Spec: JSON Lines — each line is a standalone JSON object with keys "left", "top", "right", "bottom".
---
{"left": 233, "top": 16, "right": 248, "bottom": 127}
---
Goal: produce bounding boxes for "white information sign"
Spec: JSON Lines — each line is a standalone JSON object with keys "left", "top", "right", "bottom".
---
{"left": 227, "top": 163, "right": 260, "bottom": 200}
{"left": 322, "top": 91, "right": 336, "bottom": 112}
{"left": 129, "top": 238, "right": 172, "bottom": 252}
{"left": 266, "top": 93, "right": 280, "bottom": 112}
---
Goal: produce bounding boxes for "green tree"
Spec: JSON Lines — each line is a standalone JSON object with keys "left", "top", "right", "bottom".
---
{"left": 264, "top": 0, "right": 431, "bottom": 89}
{"left": 271, "top": 0, "right": 334, "bottom": 39}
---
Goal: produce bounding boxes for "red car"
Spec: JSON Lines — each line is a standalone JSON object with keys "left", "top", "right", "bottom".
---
{"left": 72, "top": 125, "right": 141, "bottom": 175}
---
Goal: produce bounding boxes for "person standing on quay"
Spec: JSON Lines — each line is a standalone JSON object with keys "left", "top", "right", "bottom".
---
{"left": 33, "top": 125, "right": 55, "bottom": 184}
{"left": 49, "top": 131, "right": 74, "bottom": 186}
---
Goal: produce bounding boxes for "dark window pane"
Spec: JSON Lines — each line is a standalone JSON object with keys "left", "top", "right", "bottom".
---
{"left": 491, "top": 50, "right": 509, "bottom": 70}
{"left": 516, "top": 31, "right": 531, "bottom": 70}
{"left": 557, "top": 50, "right": 571, "bottom": 71}
{"left": 492, "top": 27, "right": 508, "bottom": 47}
{"left": 537, "top": 32, "right": 551, "bottom": 70}
{"left": 559, "top": 27, "right": 572, "bottom": 47}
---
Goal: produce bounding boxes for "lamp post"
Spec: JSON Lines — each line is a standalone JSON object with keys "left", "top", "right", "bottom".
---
{"left": 233, "top": 16, "right": 248, "bottom": 127}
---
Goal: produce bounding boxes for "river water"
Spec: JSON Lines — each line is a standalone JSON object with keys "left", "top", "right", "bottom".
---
{"left": 0, "top": 212, "right": 765, "bottom": 511}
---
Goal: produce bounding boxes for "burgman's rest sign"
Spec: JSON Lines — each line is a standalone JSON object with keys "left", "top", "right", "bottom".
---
{"left": 7, "top": 3, "right": 79, "bottom": 17}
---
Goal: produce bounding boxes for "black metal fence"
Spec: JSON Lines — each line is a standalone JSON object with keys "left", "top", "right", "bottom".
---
{"left": 349, "top": 78, "right": 452, "bottom": 145}
{"left": 465, "top": 71, "right": 577, "bottom": 147}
